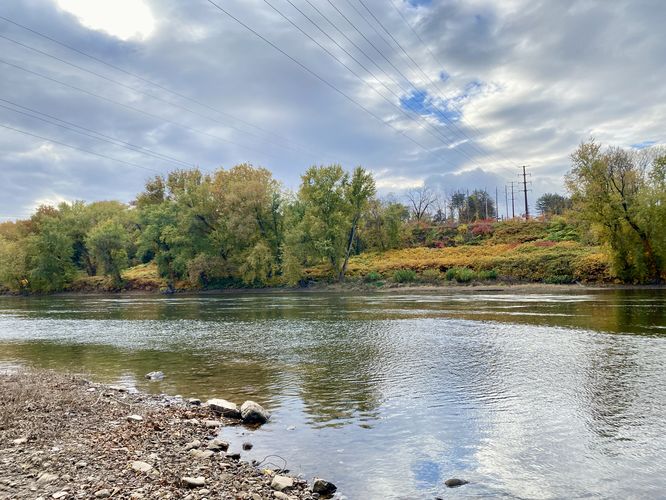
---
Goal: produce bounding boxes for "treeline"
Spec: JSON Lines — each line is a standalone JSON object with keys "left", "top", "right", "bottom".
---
{"left": 1, "top": 141, "right": 665, "bottom": 293}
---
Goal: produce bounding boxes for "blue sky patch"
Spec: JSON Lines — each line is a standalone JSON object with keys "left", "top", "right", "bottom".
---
{"left": 631, "top": 140, "right": 656, "bottom": 150}
{"left": 400, "top": 89, "right": 461, "bottom": 123}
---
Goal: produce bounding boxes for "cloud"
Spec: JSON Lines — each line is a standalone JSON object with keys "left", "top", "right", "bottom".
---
{"left": 0, "top": 0, "right": 664, "bottom": 218}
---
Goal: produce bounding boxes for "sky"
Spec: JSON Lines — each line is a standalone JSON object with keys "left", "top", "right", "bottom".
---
{"left": 0, "top": 0, "right": 665, "bottom": 219}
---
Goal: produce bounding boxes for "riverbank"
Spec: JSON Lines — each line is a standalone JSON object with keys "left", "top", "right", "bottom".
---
{"left": 0, "top": 369, "right": 329, "bottom": 499}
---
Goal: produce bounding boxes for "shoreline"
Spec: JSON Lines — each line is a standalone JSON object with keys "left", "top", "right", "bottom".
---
{"left": 0, "top": 368, "right": 331, "bottom": 499}
{"left": 3, "top": 281, "right": 666, "bottom": 298}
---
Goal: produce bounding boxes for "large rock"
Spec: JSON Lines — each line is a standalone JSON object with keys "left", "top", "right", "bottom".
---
{"left": 312, "top": 478, "right": 337, "bottom": 497}
{"left": 145, "top": 371, "right": 164, "bottom": 381}
{"left": 207, "top": 398, "right": 241, "bottom": 419}
{"left": 240, "top": 401, "right": 270, "bottom": 424}
{"left": 271, "top": 475, "right": 294, "bottom": 491}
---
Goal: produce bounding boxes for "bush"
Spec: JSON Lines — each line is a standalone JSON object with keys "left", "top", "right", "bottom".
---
{"left": 478, "top": 269, "right": 498, "bottom": 280}
{"left": 420, "top": 268, "right": 442, "bottom": 283}
{"left": 393, "top": 269, "right": 417, "bottom": 283}
{"left": 445, "top": 267, "right": 476, "bottom": 283}
{"left": 364, "top": 271, "right": 383, "bottom": 282}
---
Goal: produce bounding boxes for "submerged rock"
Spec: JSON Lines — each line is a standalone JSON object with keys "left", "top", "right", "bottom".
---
{"left": 240, "top": 400, "right": 270, "bottom": 424}
{"left": 207, "top": 398, "right": 241, "bottom": 418}
{"left": 242, "top": 441, "right": 253, "bottom": 450}
{"left": 144, "top": 371, "right": 164, "bottom": 381}
{"left": 444, "top": 478, "right": 468, "bottom": 487}
{"left": 312, "top": 478, "right": 337, "bottom": 496}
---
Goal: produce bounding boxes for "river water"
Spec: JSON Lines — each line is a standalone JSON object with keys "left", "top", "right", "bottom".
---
{"left": 0, "top": 289, "right": 665, "bottom": 499}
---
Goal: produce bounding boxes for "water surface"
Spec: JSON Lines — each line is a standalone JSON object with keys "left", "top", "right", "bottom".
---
{"left": 1, "top": 289, "right": 665, "bottom": 499}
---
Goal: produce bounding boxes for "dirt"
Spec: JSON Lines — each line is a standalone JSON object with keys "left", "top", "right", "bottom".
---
{"left": 0, "top": 369, "right": 327, "bottom": 499}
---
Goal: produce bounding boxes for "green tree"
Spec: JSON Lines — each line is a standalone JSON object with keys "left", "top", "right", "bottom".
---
{"left": 26, "top": 215, "right": 75, "bottom": 292}
{"left": 86, "top": 219, "right": 130, "bottom": 286}
{"left": 536, "top": 193, "right": 572, "bottom": 217}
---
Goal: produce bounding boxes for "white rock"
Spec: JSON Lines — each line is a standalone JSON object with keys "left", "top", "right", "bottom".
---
{"left": 94, "top": 489, "right": 111, "bottom": 498}
{"left": 207, "top": 398, "right": 241, "bottom": 418}
{"left": 130, "top": 461, "right": 152, "bottom": 473}
{"left": 12, "top": 437, "right": 28, "bottom": 445}
{"left": 127, "top": 415, "right": 143, "bottom": 422}
{"left": 188, "top": 449, "right": 214, "bottom": 459}
{"left": 184, "top": 439, "right": 201, "bottom": 451}
{"left": 144, "top": 371, "right": 164, "bottom": 381}
{"left": 270, "top": 475, "right": 293, "bottom": 491}
{"left": 203, "top": 420, "right": 221, "bottom": 428}
{"left": 36, "top": 472, "right": 58, "bottom": 484}
{"left": 273, "top": 492, "right": 296, "bottom": 500}
{"left": 52, "top": 492, "right": 67, "bottom": 499}
{"left": 181, "top": 476, "right": 206, "bottom": 488}
{"left": 206, "top": 439, "right": 229, "bottom": 452}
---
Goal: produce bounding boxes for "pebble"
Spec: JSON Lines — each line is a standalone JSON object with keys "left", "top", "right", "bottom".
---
{"left": 188, "top": 398, "right": 201, "bottom": 406}
{"left": 181, "top": 476, "right": 206, "bottom": 488}
{"left": 130, "top": 461, "right": 152, "bottom": 473}
{"left": 188, "top": 449, "right": 214, "bottom": 459}
{"left": 312, "top": 478, "right": 337, "bottom": 496}
{"left": 94, "top": 489, "right": 111, "bottom": 498}
{"left": 75, "top": 461, "right": 87, "bottom": 468}
{"left": 271, "top": 475, "right": 294, "bottom": 491}
{"left": 204, "top": 420, "right": 221, "bottom": 428}
{"left": 12, "top": 437, "right": 28, "bottom": 445}
{"left": 52, "top": 492, "right": 67, "bottom": 499}
{"left": 206, "top": 439, "right": 229, "bottom": 452}
{"left": 144, "top": 371, "right": 165, "bottom": 381}
{"left": 127, "top": 415, "right": 143, "bottom": 422}
{"left": 242, "top": 442, "right": 253, "bottom": 450}
{"left": 36, "top": 472, "right": 58, "bottom": 484}
{"left": 274, "top": 492, "right": 295, "bottom": 500}
{"left": 109, "top": 385, "right": 127, "bottom": 392}
{"left": 184, "top": 439, "right": 201, "bottom": 451}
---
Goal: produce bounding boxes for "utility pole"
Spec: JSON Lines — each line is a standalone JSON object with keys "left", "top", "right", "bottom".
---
{"left": 510, "top": 182, "right": 516, "bottom": 219}
{"left": 495, "top": 187, "right": 499, "bottom": 221}
{"left": 504, "top": 185, "right": 509, "bottom": 220}
{"left": 484, "top": 187, "right": 488, "bottom": 219}
{"left": 521, "top": 165, "right": 530, "bottom": 219}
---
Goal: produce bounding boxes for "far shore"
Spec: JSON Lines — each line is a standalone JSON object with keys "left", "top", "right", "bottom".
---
{"left": 3, "top": 280, "right": 666, "bottom": 298}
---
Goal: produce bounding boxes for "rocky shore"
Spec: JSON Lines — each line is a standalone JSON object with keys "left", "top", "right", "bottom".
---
{"left": 0, "top": 369, "right": 335, "bottom": 499}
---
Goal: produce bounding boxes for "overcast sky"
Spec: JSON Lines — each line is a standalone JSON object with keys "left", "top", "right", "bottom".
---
{"left": 1, "top": 0, "right": 664, "bottom": 219}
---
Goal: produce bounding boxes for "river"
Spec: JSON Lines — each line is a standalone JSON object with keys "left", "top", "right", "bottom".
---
{"left": 1, "top": 289, "right": 665, "bottom": 499}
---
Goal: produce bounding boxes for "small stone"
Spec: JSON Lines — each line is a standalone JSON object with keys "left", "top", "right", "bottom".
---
{"left": 242, "top": 442, "right": 253, "bottom": 450}
{"left": 184, "top": 439, "right": 201, "bottom": 451}
{"left": 312, "top": 478, "right": 337, "bottom": 496}
{"left": 130, "top": 461, "right": 152, "bottom": 473}
{"left": 206, "top": 439, "right": 229, "bottom": 452}
{"left": 181, "top": 476, "right": 206, "bottom": 488}
{"left": 12, "top": 437, "right": 28, "bottom": 445}
{"left": 270, "top": 475, "right": 293, "bottom": 491}
{"left": 75, "top": 461, "right": 87, "bottom": 468}
{"left": 207, "top": 398, "right": 241, "bottom": 418}
{"left": 87, "top": 387, "right": 96, "bottom": 392}
{"left": 444, "top": 478, "right": 468, "bottom": 487}
{"left": 144, "top": 371, "right": 164, "bottom": 381}
{"left": 94, "top": 489, "right": 111, "bottom": 498}
{"left": 188, "top": 449, "right": 214, "bottom": 459}
{"left": 273, "top": 493, "right": 294, "bottom": 500}
{"left": 227, "top": 452, "right": 241, "bottom": 460}
{"left": 109, "top": 385, "right": 127, "bottom": 392}
{"left": 240, "top": 400, "right": 270, "bottom": 424}
{"left": 188, "top": 398, "right": 201, "bottom": 406}
{"left": 37, "top": 472, "right": 58, "bottom": 484}
{"left": 127, "top": 415, "right": 143, "bottom": 422}
{"left": 52, "top": 492, "right": 67, "bottom": 499}
{"left": 204, "top": 420, "right": 221, "bottom": 428}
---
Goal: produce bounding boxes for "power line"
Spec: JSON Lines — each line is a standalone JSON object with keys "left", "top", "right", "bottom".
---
{"left": 0, "top": 32, "right": 317, "bottom": 159}
{"left": 0, "top": 98, "right": 194, "bottom": 169}
{"left": 0, "top": 14, "right": 327, "bottom": 160}
{"left": 203, "top": 0, "right": 440, "bottom": 158}
{"left": 352, "top": 0, "right": 503, "bottom": 165}
{"left": 321, "top": 0, "right": 489, "bottom": 167}
{"left": 0, "top": 122, "right": 161, "bottom": 173}
{"left": 261, "top": 0, "right": 459, "bottom": 160}
{"left": 0, "top": 57, "right": 283, "bottom": 161}
{"left": 386, "top": 0, "right": 522, "bottom": 171}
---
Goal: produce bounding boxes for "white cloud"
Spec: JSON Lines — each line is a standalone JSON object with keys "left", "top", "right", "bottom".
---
{"left": 54, "top": 0, "right": 155, "bottom": 40}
